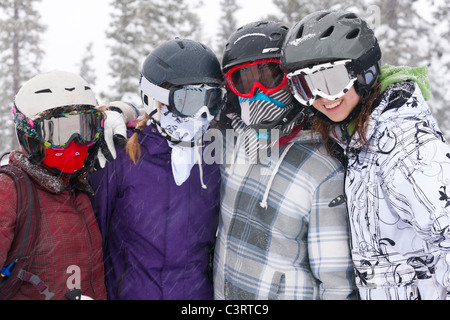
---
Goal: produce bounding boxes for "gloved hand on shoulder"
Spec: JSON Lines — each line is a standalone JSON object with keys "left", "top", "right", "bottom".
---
{"left": 95, "top": 101, "right": 142, "bottom": 169}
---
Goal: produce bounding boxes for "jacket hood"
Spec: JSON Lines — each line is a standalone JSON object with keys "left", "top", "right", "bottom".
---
{"left": 379, "top": 65, "right": 431, "bottom": 101}
{"left": 340, "top": 65, "right": 431, "bottom": 148}
{"left": 343, "top": 80, "right": 428, "bottom": 153}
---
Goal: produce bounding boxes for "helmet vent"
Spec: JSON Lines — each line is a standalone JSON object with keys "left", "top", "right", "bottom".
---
{"left": 35, "top": 89, "right": 52, "bottom": 94}
{"left": 295, "top": 25, "right": 304, "bottom": 39}
{"left": 175, "top": 40, "right": 185, "bottom": 49}
{"left": 346, "top": 28, "right": 360, "bottom": 39}
{"left": 269, "top": 32, "right": 282, "bottom": 41}
{"left": 341, "top": 13, "right": 358, "bottom": 20}
{"left": 256, "top": 21, "right": 269, "bottom": 28}
{"left": 316, "top": 12, "right": 331, "bottom": 21}
{"left": 143, "top": 93, "right": 149, "bottom": 106}
{"left": 158, "top": 60, "right": 170, "bottom": 69}
{"left": 320, "top": 26, "right": 334, "bottom": 39}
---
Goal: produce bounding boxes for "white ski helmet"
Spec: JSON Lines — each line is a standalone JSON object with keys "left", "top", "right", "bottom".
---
{"left": 14, "top": 70, "right": 98, "bottom": 119}
{"left": 13, "top": 71, "right": 101, "bottom": 170}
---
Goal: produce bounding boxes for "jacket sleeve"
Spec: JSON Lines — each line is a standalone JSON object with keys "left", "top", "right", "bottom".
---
{"left": 0, "top": 174, "right": 18, "bottom": 268}
{"left": 88, "top": 159, "right": 118, "bottom": 244}
{"left": 378, "top": 117, "right": 450, "bottom": 299}
{"left": 308, "top": 170, "right": 357, "bottom": 300}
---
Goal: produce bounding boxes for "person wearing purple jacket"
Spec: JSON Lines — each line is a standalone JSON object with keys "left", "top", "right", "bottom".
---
{"left": 88, "top": 39, "right": 225, "bottom": 300}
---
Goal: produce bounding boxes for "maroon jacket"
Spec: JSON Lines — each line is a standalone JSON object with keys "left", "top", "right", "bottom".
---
{"left": 0, "top": 152, "right": 106, "bottom": 300}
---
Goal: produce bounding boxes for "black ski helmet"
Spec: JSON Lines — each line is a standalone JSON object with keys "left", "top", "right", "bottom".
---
{"left": 222, "top": 20, "right": 289, "bottom": 73}
{"left": 140, "top": 38, "right": 223, "bottom": 119}
{"left": 141, "top": 38, "right": 223, "bottom": 88}
{"left": 282, "top": 10, "right": 382, "bottom": 98}
{"left": 140, "top": 38, "right": 223, "bottom": 147}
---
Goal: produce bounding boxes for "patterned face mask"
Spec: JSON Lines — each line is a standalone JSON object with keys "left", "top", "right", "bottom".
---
{"left": 231, "top": 89, "right": 296, "bottom": 162}
{"left": 42, "top": 140, "right": 89, "bottom": 175}
{"left": 158, "top": 105, "right": 211, "bottom": 186}
{"left": 238, "top": 89, "right": 294, "bottom": 127}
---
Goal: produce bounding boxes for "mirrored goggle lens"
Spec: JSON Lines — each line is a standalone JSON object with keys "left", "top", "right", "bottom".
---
{"left": 172, "top": 86, "right": 225, "bottom": 116}
{"left": 228, "top": 62, "right": 285, "bottom": 95}
{"left": 289, "top": 63, "right": 355, "bottom": 104}
{"left": 289, "top": 75, "right": 313, "bottom": 103}
{"left": 37, "top": 110, "right": 103, "bottom": 148}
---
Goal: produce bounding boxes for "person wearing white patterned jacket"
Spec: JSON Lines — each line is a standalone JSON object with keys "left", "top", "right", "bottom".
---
{"left": 282, "top": 9, "right": 450, "bottom": 299}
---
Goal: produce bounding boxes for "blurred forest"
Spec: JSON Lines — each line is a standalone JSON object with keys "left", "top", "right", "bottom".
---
{"left": 0, "top": 0, "right": 448, "bottom": 153}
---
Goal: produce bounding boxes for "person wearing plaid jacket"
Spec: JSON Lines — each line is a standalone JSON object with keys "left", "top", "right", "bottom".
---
{"left": 213, "top": 21, "right": 357, "bottom": 300}
{"left": 213, "top": 127, "right": 357, "bottom": 300}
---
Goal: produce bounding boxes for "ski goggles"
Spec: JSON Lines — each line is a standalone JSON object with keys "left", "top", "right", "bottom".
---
{"left": 140, "top": 75, "right": 226, "bottom": 118}
{"left": 225, "top": 59, "right": 288, "bottom": 98}
{"left": 13, "top": 105, "right": 104, "bottom": 149}
{"left": 286, "top": 60, "right": 357, "bottom": 106}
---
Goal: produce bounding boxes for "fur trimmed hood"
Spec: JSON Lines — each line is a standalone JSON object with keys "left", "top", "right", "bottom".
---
{"left": 9, "top": 151, "right": 94, "bottom": 195}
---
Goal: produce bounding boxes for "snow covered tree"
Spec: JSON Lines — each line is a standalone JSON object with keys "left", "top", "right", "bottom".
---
{"left": 368, "top": 0, "right": 450, "bottom": 139}
{"left": 266, "top": 0, "right": 315, "bottom": 26}
{"left": 371, "top": 0, "right": 429, "bottom": 66}
{"left": 105, "top": 0, "right": 142, "bottom": 103}
{"left": 138, "top": 0, "right": 202, "bottom": 54}
{"left": 0, "top": 0, "right": 46, "bottom": 153}
{"left": 105, "top": 0, "right": 202, "bottom": 103}
{"left": 215, "top": 0, "right": 241, "bottom": 60}
{"left": 426, "top": 0, "right": 450, "bottom": 139}
{"left": 79, "top": 42, "right": 97, "bottom": 87}
{"left": 266, "top": 0, "right": 363, "bottom": 27}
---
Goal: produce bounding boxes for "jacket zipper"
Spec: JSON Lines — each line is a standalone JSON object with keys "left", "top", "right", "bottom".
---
{"left": 70, "top": 187, "right": 96, "bottom": 298}
{"left": 116, "top": 246, "right": 128, "bottom": 299}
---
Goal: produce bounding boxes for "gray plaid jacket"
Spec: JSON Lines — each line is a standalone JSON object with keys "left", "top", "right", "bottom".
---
{"left": 213, "top": 129, "right": 357, "bottom": 300}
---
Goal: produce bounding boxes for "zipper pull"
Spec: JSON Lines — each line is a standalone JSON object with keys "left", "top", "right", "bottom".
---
{"left": 1, "top": 261, "right": 17, "bottom": 278}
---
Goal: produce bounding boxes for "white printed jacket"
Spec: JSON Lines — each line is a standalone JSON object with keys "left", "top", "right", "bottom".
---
{"left": 336, "top": 81, "right": 450, "bottom": 299}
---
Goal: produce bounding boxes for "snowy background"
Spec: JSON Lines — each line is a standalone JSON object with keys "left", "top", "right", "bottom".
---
{"left": 0, "top": 0, "right": 448, "bottom": 153}
{"left": 39, "top": 0, "right": 277, "bottom": 101}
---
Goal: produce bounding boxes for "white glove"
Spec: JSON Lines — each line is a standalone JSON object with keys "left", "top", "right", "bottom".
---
{"left": 96, "top": 101, "right": 142, "bottom": 169}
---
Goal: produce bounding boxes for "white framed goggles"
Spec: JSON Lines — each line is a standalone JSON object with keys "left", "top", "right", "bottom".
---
{"left": 286, "top": 60, "right": 357, "bottom": 106}
{"left": 13, "top": 105, "right": 104, "bottom": 149}
{"left": 140, "top": 75, "right": 226, "bottom": 118}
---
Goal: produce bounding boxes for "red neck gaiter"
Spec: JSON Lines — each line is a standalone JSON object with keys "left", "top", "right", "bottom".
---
{"left": 42, "top": 141, "right": 89, "bottom": 175}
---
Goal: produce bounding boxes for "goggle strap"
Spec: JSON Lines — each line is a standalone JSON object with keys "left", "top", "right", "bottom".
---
{"left": 288, "top": 60, "right": 352, "bottom": 78}
{"left": 350, "top": 41, "right": 382, "bottom": 75}
{"left": 140, "top": 76, "right": 170, "bottom": 105}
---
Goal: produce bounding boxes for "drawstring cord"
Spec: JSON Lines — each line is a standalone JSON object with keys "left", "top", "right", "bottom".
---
{"left": 259, "top": 143, "right": 294, "bottom": 209}
{"left": 196, "top": 146, "right": 207, "bottom": 189}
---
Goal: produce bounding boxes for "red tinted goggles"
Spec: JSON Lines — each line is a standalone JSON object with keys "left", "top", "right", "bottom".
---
{"left": 225, "top": 59, "right": 288, "bottom": 98}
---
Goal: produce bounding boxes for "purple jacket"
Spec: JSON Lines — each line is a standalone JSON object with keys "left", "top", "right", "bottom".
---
{"left": 88, "top": 124, "right": 220, "bottom": 300}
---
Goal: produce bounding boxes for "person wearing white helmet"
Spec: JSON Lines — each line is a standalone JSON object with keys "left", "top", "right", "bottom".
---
{"left": 0, "top": 71, "right": 106, "bottom": 300}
